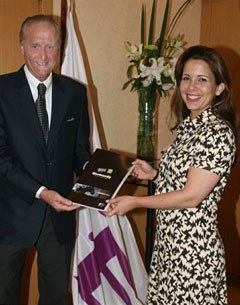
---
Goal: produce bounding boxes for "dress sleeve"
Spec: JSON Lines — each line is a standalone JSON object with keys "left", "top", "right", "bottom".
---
{"left": 192, "top": 123, "right": 236, "bottom": 177}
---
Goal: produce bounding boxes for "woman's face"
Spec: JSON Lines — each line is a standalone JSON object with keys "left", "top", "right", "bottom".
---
{"left": 180, "top": 59, "right": 225, "bottom": 118}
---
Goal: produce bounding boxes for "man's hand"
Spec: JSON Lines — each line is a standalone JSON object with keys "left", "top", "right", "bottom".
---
{"left": 39, "top": 189, "right": 80, "bottom": 212}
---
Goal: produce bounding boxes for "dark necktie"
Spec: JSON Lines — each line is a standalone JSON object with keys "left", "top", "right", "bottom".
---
{"left": 36, "top": 83, "right": 49, "bottom": 143}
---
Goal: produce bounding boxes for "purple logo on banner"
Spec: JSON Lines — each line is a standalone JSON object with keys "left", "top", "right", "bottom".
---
{"left": 76, "top": 226, "right": 135, "bottom": 305}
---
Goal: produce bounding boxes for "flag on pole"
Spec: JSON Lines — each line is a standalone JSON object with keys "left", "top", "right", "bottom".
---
{"left": 61, "top": 0, "right": 100, "bottom": 151}
{"left": 61, "top": 1, "right": 148, "bottom": 305}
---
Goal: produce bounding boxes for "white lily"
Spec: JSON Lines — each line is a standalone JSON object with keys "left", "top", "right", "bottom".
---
{"left": 133, "top": 57, "right": 176, "bottom": 90}
{"left": 124, "top": 41, "right": 143, "bottom": 61}
{"left": 122, "top": 0, "right": 193, "bottom": 94}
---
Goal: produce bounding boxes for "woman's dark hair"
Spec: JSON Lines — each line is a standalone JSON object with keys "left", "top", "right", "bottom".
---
{"left": 170, "top": 45, "right": 237, "bottom": 138}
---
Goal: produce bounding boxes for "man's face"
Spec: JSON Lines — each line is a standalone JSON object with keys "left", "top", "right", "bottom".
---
{"left": 20, "top": 22, "right": 60, "bottom": 81}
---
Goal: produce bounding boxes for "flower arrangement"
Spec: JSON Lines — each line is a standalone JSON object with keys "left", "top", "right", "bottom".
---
{"left": 123, "top": 0, "right": 194, "bottom": 97}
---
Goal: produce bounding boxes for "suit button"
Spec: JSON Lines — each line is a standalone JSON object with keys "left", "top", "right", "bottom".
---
{"left": 46, "top": 162, "right": 52, "bottom": 166}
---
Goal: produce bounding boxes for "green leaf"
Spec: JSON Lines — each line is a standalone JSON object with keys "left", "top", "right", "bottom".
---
{"left": 156, "top": 0, "right": 169, "bottom": 57}
{"left": 167, "top": 0, "right": 192, "bottom": 37}
{"left": 148, "top": 0, "right": 156, "bottom": 45}
{"left": 126, "top": 64, "right": 135, "bottom": 79}
{"left": 122, "top": 79, "right": 133, "bottom": 90}
{"left": 124, "top": 41, "right": 132, "bottom": 52}
{"left": 145, "top": 45, "right": 158, "bottom": 51}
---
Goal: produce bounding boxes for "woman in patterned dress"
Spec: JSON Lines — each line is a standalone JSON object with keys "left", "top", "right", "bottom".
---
{"left": 106, "top": 45, "right": 238, "bottom": 305}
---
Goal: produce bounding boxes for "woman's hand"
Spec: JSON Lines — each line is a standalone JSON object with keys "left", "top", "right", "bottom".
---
{"left": 132, "top": 159, "right": 158, "bottom": 180}
{"left": 105, "top": 195, "right": 137, "bottom": 216}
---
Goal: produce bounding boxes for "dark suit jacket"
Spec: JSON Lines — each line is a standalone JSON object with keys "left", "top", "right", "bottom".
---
{"left": 0, "top": 67, "right": 90, "bottom": 247}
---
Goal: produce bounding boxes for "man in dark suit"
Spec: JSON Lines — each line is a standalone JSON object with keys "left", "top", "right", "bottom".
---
{"left": 0, "top": 15, "right": 90, "bottom": 305}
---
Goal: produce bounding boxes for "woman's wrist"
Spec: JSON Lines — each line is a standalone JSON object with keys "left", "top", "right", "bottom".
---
{"left": 150, "top": 168, "right": 159, "bottom": 181}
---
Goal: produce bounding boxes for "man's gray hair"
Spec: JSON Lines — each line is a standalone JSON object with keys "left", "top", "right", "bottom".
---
{"left": 19, "top": 14, "right": 62, "bottom": 46}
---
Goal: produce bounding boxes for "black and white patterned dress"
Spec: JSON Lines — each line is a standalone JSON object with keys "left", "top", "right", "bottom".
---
{"left": 146, "top": 108, "right": 236, "bottom": 305}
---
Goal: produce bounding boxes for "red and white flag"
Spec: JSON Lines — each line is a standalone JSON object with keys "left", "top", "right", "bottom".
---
{"left": 61, "top": 1, "right": 148, "bottom": 304}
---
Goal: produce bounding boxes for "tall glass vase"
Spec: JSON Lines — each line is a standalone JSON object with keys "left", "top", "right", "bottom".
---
{"left": 137, "top": 85, "right": 157, "bottom": 163}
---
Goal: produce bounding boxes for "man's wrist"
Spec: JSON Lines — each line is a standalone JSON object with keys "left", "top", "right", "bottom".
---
{"left": 35, "top": 186, "right": 47, "bottom": 199}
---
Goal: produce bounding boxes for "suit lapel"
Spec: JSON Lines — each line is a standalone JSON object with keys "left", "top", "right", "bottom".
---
{"left": 47, "top": 74, "right": 69, "bottom": 150}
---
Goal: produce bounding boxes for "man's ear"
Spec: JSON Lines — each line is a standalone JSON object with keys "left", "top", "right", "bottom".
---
{"left": 20, "top": 44, "right": 25, "bottom": 56}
